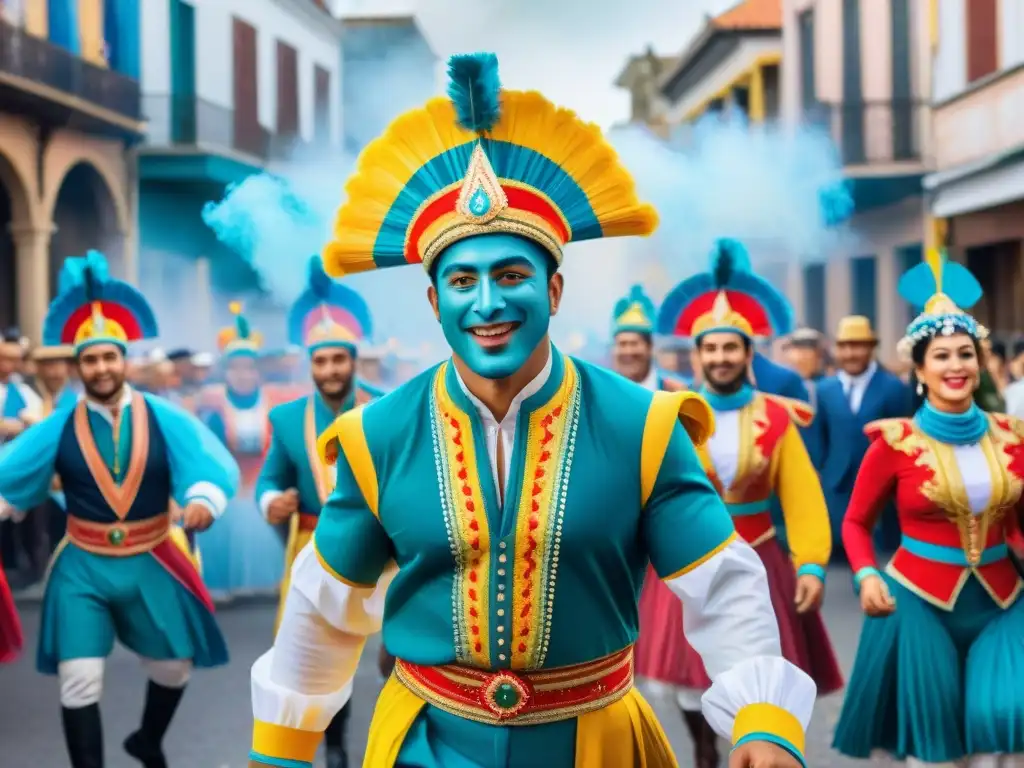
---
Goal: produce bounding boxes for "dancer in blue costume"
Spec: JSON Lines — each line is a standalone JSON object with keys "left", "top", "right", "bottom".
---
{"left": 0, "top": 250, "right": 238, "bottom": 768}
{"left": 609, "top": 284, "right": 688, "bottom": 391}
{"left": 250, "top": 53, "right": 814, "bottom": 768}
{"left": 832, "top": 250, "right": 1024, "bottom": 768}
{"left": 255, "top": 255, "right": 383, "bottom": 768}
{"left": 198, "top": 303, "right": 287, "bottom": 596}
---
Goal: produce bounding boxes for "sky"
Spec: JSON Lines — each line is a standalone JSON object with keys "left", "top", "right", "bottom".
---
{"left": 333, "top": 0, "right": 737, "bottom": 128}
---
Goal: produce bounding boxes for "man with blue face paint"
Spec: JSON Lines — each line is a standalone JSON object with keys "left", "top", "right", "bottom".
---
{"left": 249, "top": 53, "right": 816, "bottom": 768}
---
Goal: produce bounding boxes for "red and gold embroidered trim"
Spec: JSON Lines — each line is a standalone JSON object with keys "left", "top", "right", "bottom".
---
{"left": 74, "top": 392, "right": 149, "bottom": 520}
{"left": 511, "top": 358, "right": 580, "bottom": 670}
{"left": 67, "top": 513, "right": 169, "bottom": 556}
{"left": 304, "top": 398, "right": 333, "bottom": 503}
{"left": 432, "top": 363, "right": 492, "bottom": 668}
{"left": 395, "top": 646, "right": 634, "bottom": 726}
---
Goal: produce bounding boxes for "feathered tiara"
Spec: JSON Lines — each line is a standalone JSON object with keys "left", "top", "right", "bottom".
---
{"left": 217, "top": 302, "right": 263, "bottom": 357}
{"left": 897, "top": 248, "right": 984, "bottom": 359}
{"left": 287, "top": 256, "right": 373, "bottom": 353}
{"left": 612, "top": 285, "right": 656, "bottom": 336}
{"left": 322, "top": 52, "right": 658, "bottom": 276}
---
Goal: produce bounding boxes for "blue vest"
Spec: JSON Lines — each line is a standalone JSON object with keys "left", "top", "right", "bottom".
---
{"left": 54, "top": 403, "right": 172, "bottom": 523}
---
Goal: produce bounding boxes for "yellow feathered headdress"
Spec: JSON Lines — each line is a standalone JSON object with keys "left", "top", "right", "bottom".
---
{"left": 323, "top": 53, "right": 658, "bottom": 276}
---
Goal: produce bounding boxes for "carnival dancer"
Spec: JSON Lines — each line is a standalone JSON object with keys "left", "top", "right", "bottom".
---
{"left": 197, "top": 304, "right": 287, "bottom": 595}
{"left": 832, "top": 250, "right": 1024, "bottom": 767}
{"left": 248, "top": 53, "right": 815, "bottom": 768}
{"left": 253, "top": 256, "right": 381, "bottom": 768}
{"left": 610, "top": 284, "right": 688, "bottom": 390}
{"left": 637, "top": 239, "right": 843, "bottom": 768}
{"left": 0, "top": 250, "right": 238, "bottom": 768}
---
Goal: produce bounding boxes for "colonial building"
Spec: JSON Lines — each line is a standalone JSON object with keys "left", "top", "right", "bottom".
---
{"left": 137, "top": 0, "right": 343, "bottom": 349}
{"left": 0, "top": 0, "right": 143, "bottom": 341}
{"left": 926, "top": 0, "right": 1024, "bottom": 339}
{"left": 780, "top": 0, "right": 932, "bottom": 358}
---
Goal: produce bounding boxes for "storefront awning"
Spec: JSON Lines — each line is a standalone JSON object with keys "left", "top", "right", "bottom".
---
{"left": 926, "top": 146, "right": 1024, "bottom": 218}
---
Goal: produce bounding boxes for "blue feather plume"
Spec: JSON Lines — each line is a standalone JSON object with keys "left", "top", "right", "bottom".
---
{"left": 43, "top": 250, "right": 158, "bottom": 346}
{"left": 287, "top": 255, "right": 375, "bottom": 347}
{"left": 819, "top": 180, "right": 854, "bottom": 227}
{"left": 447, "top": 53, "right": 502, "bottom": 134}
{"left": 898, "top": 256, "right": 982, "bottom": 311}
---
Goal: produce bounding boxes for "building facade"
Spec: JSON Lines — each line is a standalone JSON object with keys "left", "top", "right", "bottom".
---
{"left": 925, "top": 0, "right": 1024, "bottom": 339}
{"left": 780, "top": 0, "right": 932, "bottom": 357}
{"left": 137, "top": 0, "right": 343, "bottom": 349}
{"left": 340, "top": 13, "right": 437, "bottom": 154}
{"left": 0, "top": 0, "right": 143, "bottom": 342}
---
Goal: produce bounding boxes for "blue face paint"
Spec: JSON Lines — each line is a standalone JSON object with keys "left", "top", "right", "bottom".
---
{"left": 433, "top": 234, "right": 553, "bottom": 380}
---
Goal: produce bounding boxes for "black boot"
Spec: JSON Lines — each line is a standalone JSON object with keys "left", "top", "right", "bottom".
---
{"left": 62, "top": 703, "right": 104, "bottom": 768}
{"left": 123, "top": 681, "right": 186, "bottom": 768}
{"left": 324, "top": 703, "right": 351, "bottom": 768}
{"left": 681, "top": 710, "right": 720, "bottom": 768}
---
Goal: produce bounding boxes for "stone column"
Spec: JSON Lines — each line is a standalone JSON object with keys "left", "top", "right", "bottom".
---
{"left": 824, "top": 256, "right": 852, "bottom": 337}
{"left": 874, "top": 246, "right": 900, "bottom": 365}
{"left": 9, "top": 223, "right": 54, "bottom": 344}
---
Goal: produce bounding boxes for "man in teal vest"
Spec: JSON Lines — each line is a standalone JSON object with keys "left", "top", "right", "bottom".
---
{"left": 255, "top": 255, "right": 383, "bottom": 768}
{"left": 0, "top": 251, "right": 239, "bottom": 768}
{"left": 249, "top": 53, "right": 814, "bottom": 768}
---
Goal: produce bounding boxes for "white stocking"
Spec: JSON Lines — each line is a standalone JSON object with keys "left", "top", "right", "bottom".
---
{"left": 139, "top": 657, "right": 192, "bottom": 689}
{"left": 675, "top": 686, "right": 703, "bottom": 712}
{"left": 967, "top": 757, "right": 999, "bottom": 768}
{"left": 58, "top": 657, "right": 105, "bottom": 708}
{"left": 906, "top": 759, "right": 963, "bottom": 768}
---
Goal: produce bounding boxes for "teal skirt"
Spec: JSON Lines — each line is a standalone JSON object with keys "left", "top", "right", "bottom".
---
{"left": 832, "top": 573, "right": 1024, "bottom": 761}
{"left": 37, "top": 543, "right": 229, "bottom": 675}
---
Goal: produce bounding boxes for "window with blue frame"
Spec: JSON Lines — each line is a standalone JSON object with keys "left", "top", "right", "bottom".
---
{"left": 850, "top": 255, "right": 877, "bottom": 326}
{"left": 47, "top": 0, "right": 80, "bottom": 54}
{"left": 897, "top": 243, "right": 923, "bottom": 325}
{"left": 803, "top": 263, "right": 826, "bottom": 333}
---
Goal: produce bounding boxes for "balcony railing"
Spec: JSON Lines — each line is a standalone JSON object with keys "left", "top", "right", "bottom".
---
{"left": 0, "top": 19, "right": 141, "bottom": 121}
{"left": 141, "top": 94, "right": 272, "bottom": 161}
{"left": 803, "top": 100, "right": 927, "bottom": 167}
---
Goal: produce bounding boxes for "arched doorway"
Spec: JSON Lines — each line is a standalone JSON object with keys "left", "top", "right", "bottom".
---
{"left": 0, "top": 153, "right": 31, "bottom": 330}
{"left": 49, "top": 162, "right": 124, "bottom": 297}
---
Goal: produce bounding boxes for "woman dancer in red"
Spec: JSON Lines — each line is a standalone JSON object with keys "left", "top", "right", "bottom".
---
{"left": 0, "top": 551, "right": 23, "bottom": 663}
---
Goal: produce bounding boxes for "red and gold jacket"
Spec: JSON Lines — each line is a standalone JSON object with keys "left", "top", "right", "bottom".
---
{"left": 843, "top": 415, "right": 1024, "bottom": 609}
{"left": 696, "top": 392, "right": 831, "bottom": 572}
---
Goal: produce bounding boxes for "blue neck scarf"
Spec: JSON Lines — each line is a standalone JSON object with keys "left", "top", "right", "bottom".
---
{"left": 915, "top": 401, "right": 988, "bottom": 446}
{"left": 699, "top": 383, "right": 755, "bottom": 412}
{"left": 226, "top": 387, "right": 260, "bottom": 410}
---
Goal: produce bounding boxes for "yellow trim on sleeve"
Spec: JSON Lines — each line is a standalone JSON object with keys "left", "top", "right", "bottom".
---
{"left": 771, "top": 423, "right": 832, "bottom": 567}
{"left": 661, "top": 531, "right": 737, "bottom": 581}
{"left": 640, "top": 391, "right": 716, "bottom": 507}
{"left": 252, "top": 720, "right": 323, "bottom": 763}
{"left": 317, "top": 406, "right": 380, "bottom": 519}
{"left": 732, "top": 702, "right": 806, "bottom": 755}
{"left": 312, "top": 536, "right": 377, "bottom": 589}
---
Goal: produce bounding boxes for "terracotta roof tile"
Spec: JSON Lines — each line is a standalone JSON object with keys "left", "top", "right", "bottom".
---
{"left": 712, "top": 0, "right": 782, "bottom": 29}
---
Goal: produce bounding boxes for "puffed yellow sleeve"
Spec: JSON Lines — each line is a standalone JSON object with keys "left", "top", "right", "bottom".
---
{"left": 770, "top": 422, "right": 832, "bottom": 579}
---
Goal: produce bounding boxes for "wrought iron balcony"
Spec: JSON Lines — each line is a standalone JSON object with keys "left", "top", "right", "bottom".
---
{"left": 803, "top": 99, "right": 928, "bottom": 167}
{"left": 141, "top": 94, "right": 272, "bottom": 162}
{"left": 0, "top": 19, "right": 142, "bottom": 132}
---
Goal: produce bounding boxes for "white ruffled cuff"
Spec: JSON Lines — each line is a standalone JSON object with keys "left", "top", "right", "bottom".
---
{"left": 258, "top": 490, "right": 283, "bottom": 520}
{"left": 184, "top": 481, "right": 228, "bottom": 519}
{"left": 251, "top": 649, "right": 353, "bottom": 732}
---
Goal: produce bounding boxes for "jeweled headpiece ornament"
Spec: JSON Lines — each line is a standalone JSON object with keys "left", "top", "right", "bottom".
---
{"left": 322, "top": 52, "right": 658, "bottom": 276}
{"left": 611, "top": 285, "right": 657, "bottom": 337}
{"left": 43, "top": 250, "right": 158, "bottom": 354}
{"left": 287, "top": 256, "right": 373, "bottom": 356}
{"left": 656, "top": 238, "right": 793, "bottom": 341}
{"left": 897, "top": 248, "right": 984, "bottom": 359}
{"left": 217, "top": 302, "right": 263, "bottom": 359}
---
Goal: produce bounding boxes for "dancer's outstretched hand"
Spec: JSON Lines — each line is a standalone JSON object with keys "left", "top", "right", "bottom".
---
{"left": 729, "top": 740, "right": 803, "bottom": 767}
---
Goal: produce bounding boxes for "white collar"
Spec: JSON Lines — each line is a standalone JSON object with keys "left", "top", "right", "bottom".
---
{"left": 84, "top": 385, "right": 134, "bottom": 425}
{"left": 838, "top": 360, "right": 878, "bottom": 388}
{"left": 454, "top": 349, "right": 554, "bottom": 427}
{"left": 639, "top": 365, "right": 659, "bottom": 391}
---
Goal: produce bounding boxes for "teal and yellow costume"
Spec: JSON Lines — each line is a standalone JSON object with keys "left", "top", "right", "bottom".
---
{"left": 256, "top": 255, "right": 383, "bottom": 631}
{"left": 0, "top": 250, "right": 239, "bottom": 767}
{"left": 250, "top": 54, "right": 816, "bottom": 768}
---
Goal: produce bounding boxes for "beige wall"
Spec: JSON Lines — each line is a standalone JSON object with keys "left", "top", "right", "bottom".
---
{"left": 932, "top": 66, "right": 1024, "bottom": 170}
{"left": 0, "top": 113, "right": 136, "bottom": 343}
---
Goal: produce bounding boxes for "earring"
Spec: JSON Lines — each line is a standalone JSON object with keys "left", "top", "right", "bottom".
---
{"left": 916, "top": 381, "right": 924, "bottom": 396}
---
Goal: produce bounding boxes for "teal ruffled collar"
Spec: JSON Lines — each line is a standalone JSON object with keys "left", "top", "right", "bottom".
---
{"left": 699, "top": 383, "right": 755, "bottom": 411}
{"left": 915, "top": 401, "right": 988, "bottom": 446}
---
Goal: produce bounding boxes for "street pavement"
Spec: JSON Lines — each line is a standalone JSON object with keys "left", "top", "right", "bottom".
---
{"left": 1, "top": 568, "right": 866, "bottom": 767}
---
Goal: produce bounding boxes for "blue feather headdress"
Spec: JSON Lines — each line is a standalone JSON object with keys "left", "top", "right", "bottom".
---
{"left": 287, "top": 256, "right": 373, "bottom": 356}
{"left": 897, "top": 248, "right": 984, "bottom": 357}
{"left": 657, "top": 238, "right": 794, "bottom": 340}
{"left": 42, "top": 250, "right": 158, "bottom": 353}
{"left": 611, "top": 285, "right": 656, "bottom": 337}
